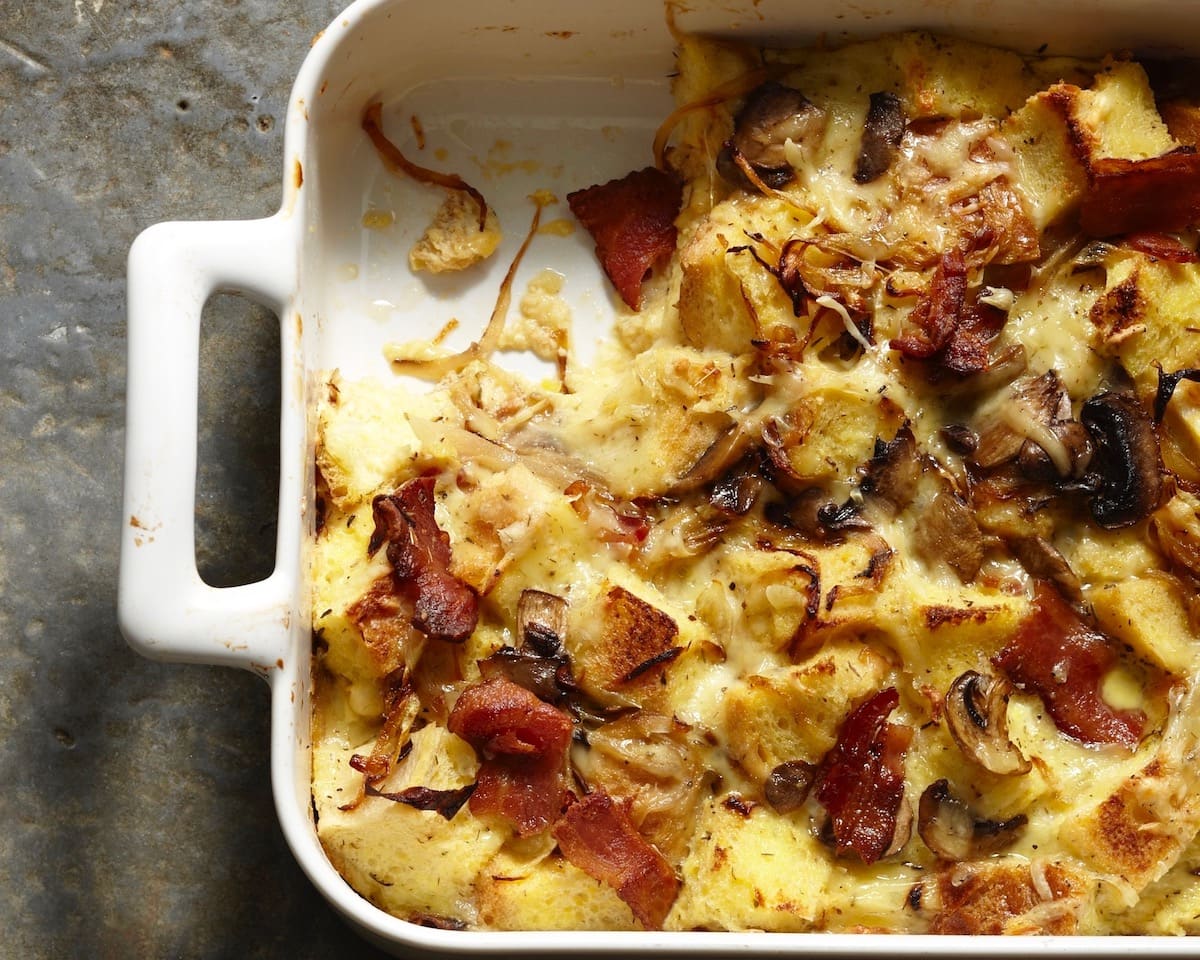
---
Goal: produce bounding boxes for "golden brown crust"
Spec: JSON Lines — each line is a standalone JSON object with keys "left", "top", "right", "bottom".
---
{"left": 313, "top": 30, "right": 1200, "bottom": 935}
{"left": 577, "top": 586, "right": 680, "bottom": 695}
{"left": 927, "top": 861, "right": 1085, "bottom": 935}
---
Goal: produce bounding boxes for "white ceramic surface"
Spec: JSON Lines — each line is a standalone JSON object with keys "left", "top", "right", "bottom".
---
{"left": 121, "top": 0, "right": 1200, "bottom": 952}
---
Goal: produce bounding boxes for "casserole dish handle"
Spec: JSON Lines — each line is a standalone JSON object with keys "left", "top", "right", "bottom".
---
{"left": 120, "top": 217, "right": 296, "bottom": 673}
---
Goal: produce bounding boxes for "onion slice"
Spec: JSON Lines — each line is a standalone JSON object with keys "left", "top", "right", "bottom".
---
{"left": 387, "top": 194, "right": 548, "bottom": 379}
{"left": 362, "top": 102, "right": 489, "bottom": 230}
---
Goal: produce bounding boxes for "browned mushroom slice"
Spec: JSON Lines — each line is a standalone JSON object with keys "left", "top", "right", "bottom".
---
{"left": 764, "top": 760, "right": 817, "bottom": 813}
{"left": 1007, "top": 536, "right": 1083, "bottom": 605}
{"left": 1080, "top": 391, "right": 1163, "bottom": 529}
{"left": 717, "top": 82, "right": 826, "bottom": 189}
{"left": 860, "top": 424, "right": 921, "bottom": 513}
{"left": 1016, "top": 420, "right": 1094, "bottom": 483}
{"left": 941, "top": 423, "right": 979, "bottom": 456}
{"left": 917, "top": 488, "right": 983, "bottom": 583}
{"left": 854, "top": 91, "right": 906, "bottom": 184}
{"left": 972, "top": 371, "right": 1065, "bottom": 469}
{"left": 709, "top": 455, "right": 766, "bottom": 517}
{"left": 972, "top": 370, "right": 1092, "bottom": 482}
{"left": 918, "top": 779, "right": 1028, "bottom": 861}
{"left": 477, "top": 646, "right": 570, "bottom": 705}
{"left": 944, "top": 671, "right": 1031, "bottom": 776}
{"left": 768, "top": 486, "right": 869, "bottom": 542}
{"left": 672, "top": 420, "right": 753, "bottom": 495}
{"left": 518, "top": 588, "right": 569, "bottom": 656}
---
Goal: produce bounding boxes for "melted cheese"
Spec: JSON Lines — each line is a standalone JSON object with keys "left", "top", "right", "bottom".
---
{"left": 312, "top": 31, "right": 1200, "bottom": 936}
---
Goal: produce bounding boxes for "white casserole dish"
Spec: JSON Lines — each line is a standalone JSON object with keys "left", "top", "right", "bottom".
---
{"left": 120, "top": 0, "right": 1200, "bottom": 952}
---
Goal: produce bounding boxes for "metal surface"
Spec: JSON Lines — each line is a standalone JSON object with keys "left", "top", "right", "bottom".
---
{"left": 0, "top": 2, "right": 389, "bottom": 956}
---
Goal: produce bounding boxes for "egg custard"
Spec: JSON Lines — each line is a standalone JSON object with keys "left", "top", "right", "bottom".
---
{"left": 311, "top": 30, "right": 1200, "bottom": 934}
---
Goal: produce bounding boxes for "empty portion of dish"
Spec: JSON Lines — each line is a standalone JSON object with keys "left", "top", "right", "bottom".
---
{"left": 310, "top": 30, "right": 1200, "bottom": 933}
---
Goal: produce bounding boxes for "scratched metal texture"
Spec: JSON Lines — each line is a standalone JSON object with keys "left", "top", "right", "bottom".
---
{"left": 0, "top": 2, "right": 392, "bottom": 956}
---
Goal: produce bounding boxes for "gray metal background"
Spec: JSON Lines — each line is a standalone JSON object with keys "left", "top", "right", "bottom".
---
{"left": 0, "top": 2, "right": 393, "bottom": 955}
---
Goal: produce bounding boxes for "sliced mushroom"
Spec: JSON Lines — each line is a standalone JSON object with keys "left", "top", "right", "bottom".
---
{"left": 767, "top": 487, "right": 868, "bottom": 542}
{"left": 764, "top": 760, "right": 816, "bottom": 813}
{"left": 1015, "top": 419, "right": 1094, "bottom": 483}
{"left": 913, "top": 487, "right": 984, "bottom": 583}
{"left": 860, "top": 424, "right": 921, "bottom": 512}
{"left": 918, "top": 779, "right": 1028, "bottom": 861}
{"left": 717, "top": 82, "right": 825, "bottom": 189}
{"left": 1070, "top": 239, "right": 1117, "bottom": 273}
{"left": 709, "top": 454, "right": 766, "bottom": 516}
{"left": 941, "top": 424, "right": 979, "bottom": 456}
{"left": 973, "top": 371, "right": 1065, "bottom": 469}
{"left": 477, "top": 646, "right": 570, "bottom": 704}
{"left": 1008, "top": 537, "right": 1083, "bottom": 605}
{"left": 1080, "top": 391, "right": 1163, "bottom": 528}
{"left": 944, "top": 671, "right": 1031, "bottom": 776}
{"left": 518, "top": 588, "right": 569, "bottom": 656}
{"left": 854, "top": 91, "right": 906, "bottom": 184}
{"left": 673, "top": 420, "right": 753, "bottom": 495}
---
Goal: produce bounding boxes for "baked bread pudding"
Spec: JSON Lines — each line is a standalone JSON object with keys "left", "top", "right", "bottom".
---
{"left": 311, "top": 30, "right": 1200, "bottom": 934}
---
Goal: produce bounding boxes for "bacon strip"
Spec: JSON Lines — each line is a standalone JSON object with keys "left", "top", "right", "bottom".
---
{"left": 1081, "top": 152, "right": 1200, "bottom": 238}
{"left": 552, "top": 790, "right": 680, "bottom": 930}
{"left": 370, "top": 477, "right": 478, "bottom": 643}
{"left": 890, "top": 247, "right": 968, "bottom": 359}
{"left": 814, "top": 687, "right": 912, "bottom": 864}
{"left": 568, "top": 167, "right": 682, "bottom": 310}
{"left": 448, "top": 677, "right": 573, "bottom": 836}
{"left": 993, "top": 582, "right": 1146, "bottom": 749}
{"left": 468, "top": 756, "right": 571, "bottom": 838}
{"left": 1121, "top": 231, "right": 1200, "bottom": 263}
{"left": 940, "top": 302, "right": 1007, "bottom": 375}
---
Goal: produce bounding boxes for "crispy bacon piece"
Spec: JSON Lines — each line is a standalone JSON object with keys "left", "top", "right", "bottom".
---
{"left": 449, "top": 676, "right": 573, "bottom": 759}
{"left": 814, "top": 688, "right": 913, "bottom": 865}
{"left": 1080, "top": 152, "right": 1200, "bottom": 238}
{"left": 568, "top": 167, "right": 683, "bottom": 310}
{"left": 448, "top": 677, "right": 573, "bottom": 835}
{"left": 552, "top": 790, "right": 680, "bottom": 930}
{"left": 940, "top": 302, "right": 1007, "bottom": 376}
{"left": 992, "top": 582, "right": 1146, "bottom": 748}
{"left": 890, "top": 247, "right": 968, "bottom": 359}
{"left": 469, "top": 756, "right": 571, "bottom": 838}
{"left": 1121, "top": 231, "right": 1200, "bottom": 263}
{"left": 370, "top": 477, "right": 478, "bottom": 643}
